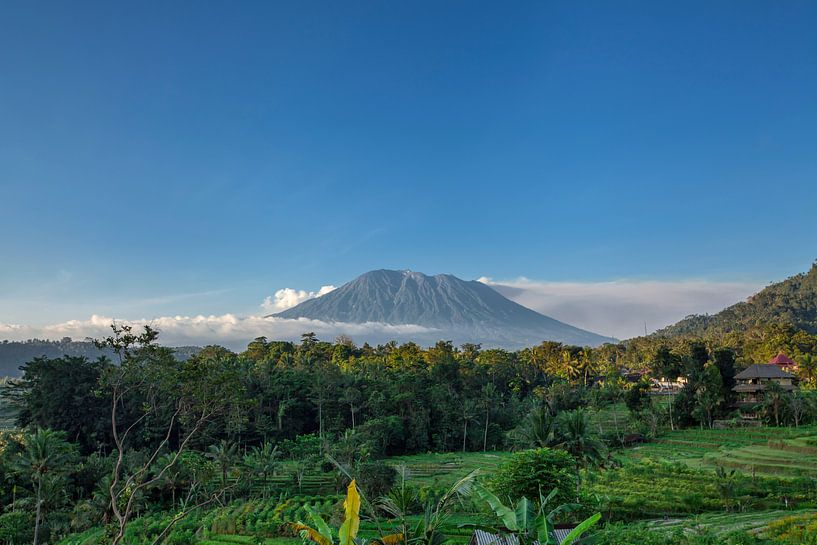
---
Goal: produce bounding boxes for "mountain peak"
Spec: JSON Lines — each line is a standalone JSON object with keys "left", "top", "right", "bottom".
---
{"left": 273, "top": 269, "right": 615, "bottom": 347}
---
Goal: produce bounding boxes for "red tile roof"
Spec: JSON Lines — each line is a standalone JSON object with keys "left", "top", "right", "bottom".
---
{"left": 769, "top": 352, "right": 796, "bottom": 366}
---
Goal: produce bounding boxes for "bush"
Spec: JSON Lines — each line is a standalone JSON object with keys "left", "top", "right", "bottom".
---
{"left": 489, "top": 448, "right": 574, "bottom": 505}
{"left": 355, "top": 460, "right": 397, "bottom": 498}
{"left": 0, "top": 511, "right": 33, "bottom": 545}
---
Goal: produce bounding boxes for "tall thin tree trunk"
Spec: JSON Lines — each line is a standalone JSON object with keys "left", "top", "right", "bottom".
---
{"left": 483, "top": 409, "right": 489, "bottom": 452}
{"left": 612, "top": 407, "right": 622, "bottom": 443}
{"left": 575, "top": 463, "right": 581, "bottom": 503}
{"left": 462, "top": 420, "right": 468, "bottom": 452}
{"left": 33, "top": 477, "right": 43, "bottom": 545}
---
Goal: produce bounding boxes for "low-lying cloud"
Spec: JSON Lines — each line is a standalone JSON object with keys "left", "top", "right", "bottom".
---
{"left": 0, "top": 277, "right": 765, "bottom": 349}
{"left": 261, "top": 285, "right": 337, "bottom": 313}
{"left": 478, "top": 277, "right": 763, "bottom": 339}
{"left": 0, "top": 314, "right": 434, "bottom": 350}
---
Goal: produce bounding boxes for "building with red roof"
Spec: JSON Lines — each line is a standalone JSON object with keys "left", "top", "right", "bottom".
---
{"left": 769, "top": 352, "right": 797, "bottom": 369}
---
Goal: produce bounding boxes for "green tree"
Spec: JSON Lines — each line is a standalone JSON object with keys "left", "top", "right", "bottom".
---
{"left": 763, "top": 381, "right": 788, "bottom": 427}
{"left": 694, "top": 365, "right": 724, "bottom": 429}
{"left": 207, "top": 440, "right": 238, "bottom": 491}
{"left": 480, "top": 383, "right": 498, "bottom": 451}
{"left": 799, "top": 354, "right": 817, "bottom": 387}
{"left": 509, "top": 403, "right": 556, "bottom": 449}
{"left": 95, "top": 324, "right": 242, "bottom": 545}
{"left": 14, "top": 429, "right": 75, "bottom": 545}
{"left": 554, "top": 409, "right": 606, "bottom": 501}
{"left": 490, "top": 449, "right": 574, "bottom": 507}
{"left": 243, "top": 442, "right": 278, "bottom": 499}
{"left": 460, "top": 399, "right": 479, "bottom": 452}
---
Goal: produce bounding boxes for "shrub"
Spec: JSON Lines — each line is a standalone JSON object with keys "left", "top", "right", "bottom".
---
{"left": 489, "top": 448, "right": 574, "bottom": 505}
{"left": 355, "top": 460, "right": 397, "bottom": 498}
{"left": 0, "top": 511, "right": 34, "bottom": 545}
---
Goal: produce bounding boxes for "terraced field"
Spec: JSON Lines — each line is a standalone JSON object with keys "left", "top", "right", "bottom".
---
{"left": 386, "top": 451, "right": 511, "bottom": 486}
{"left": 198, "top": 537, "right": 298, "bottom": 545}
{"left": 647, "top": 509, "right": 816, "bottom": 537}
{"left": 619, "top": 425, "right": 817, "bottom": 477}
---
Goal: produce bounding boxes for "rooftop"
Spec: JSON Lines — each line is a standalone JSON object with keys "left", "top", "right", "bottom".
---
{"left": 735, "top": 364, "right": 796, "bottom": 380}
{"left": 769, "top": 352, "right": 797, "bottom": 366}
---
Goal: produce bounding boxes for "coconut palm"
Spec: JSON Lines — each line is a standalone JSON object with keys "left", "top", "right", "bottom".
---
{"left": 480, "top": 383, "right": 498, "bottom": 451}
{"left": 206, "top": 440, "right": 238, "bottom": 501}
{"left": 376, "top": 470, "right": 478, "bottom": 545}
{"left": 15, "top": 429, "right": 74, "bottom": 545}
{"left": 510, "top": 403, "right": 557, "bottom": 449}
{"left": 799, "top": 354, "right": 817, "bottom": 387}
{"left": 554, "top": 410, "right": 606, "bottom": 501}
{"left": 154, "top": 452, "right": 185, "bottom": 508}
{"left": 243, "top": 442, "right": 278, "bottom": 498}
{"left": 460, "top": 399, "right": 479, "bottom": 452}
{"left": 763, "top": 381, "right": 787, "bottom": 427}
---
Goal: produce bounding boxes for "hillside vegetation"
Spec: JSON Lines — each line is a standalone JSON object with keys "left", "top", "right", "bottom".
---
{"left": 656, "top": 261, "right": 817, "bottom": 339}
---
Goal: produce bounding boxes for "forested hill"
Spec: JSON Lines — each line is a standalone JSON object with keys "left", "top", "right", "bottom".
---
{"left": 0, "top": 339, "right": 200, "bottom": 377}
{"left": 654, "top": 260, "right": 817, "bottom": 339}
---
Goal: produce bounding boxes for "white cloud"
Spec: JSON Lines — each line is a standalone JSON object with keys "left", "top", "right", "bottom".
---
{"left": 0, "top": 278, "right": 766, "bottom": 349}
{"left": 0, "top": 314, "right": 434, "bottom": 350}
{"left": 261, "top": 285, "right": 337, "bottom": 313}
{"left": 478, "top": 277, "right": 763, "bottom": 340}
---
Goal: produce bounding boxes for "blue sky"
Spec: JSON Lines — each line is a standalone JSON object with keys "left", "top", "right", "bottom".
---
{"left": 1, "top": 2, "right": 816, "bottom": 339}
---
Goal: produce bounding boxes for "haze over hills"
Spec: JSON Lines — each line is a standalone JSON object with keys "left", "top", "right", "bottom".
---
{"left": 654, "top": 260, "right": 817, "bottom": 339}
{"left": 0, "top": 340, "right": 199, "bottom": 377}
{"left": 273, "top": 269, "right": 617, "bottom": 348}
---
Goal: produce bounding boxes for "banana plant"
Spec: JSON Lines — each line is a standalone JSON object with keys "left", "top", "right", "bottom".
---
{"left": 468, "top": 485, "right": 601, "bottom": 545}
{"left": 375, "top": 470, "right": 479, "bottom": 545}
{"left": 293, "top": 479, "right": 363, "bottom": 545}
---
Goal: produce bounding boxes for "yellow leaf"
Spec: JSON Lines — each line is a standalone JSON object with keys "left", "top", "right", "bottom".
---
{"left": 338, "top": 479, "right": 361, "bottom": 545}
{"left": 374, "top": 533, "right": 405, "bottom": 545}
{"left": 291, "top": 523, "right": 333, "bottom": 545}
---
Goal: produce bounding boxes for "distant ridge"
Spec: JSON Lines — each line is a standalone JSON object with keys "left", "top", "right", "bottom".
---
{"left": 654, "top": 260, "right": 817, "bottom": 339}
{"left": 273, "top": 269, "right": 616, "bottom": 347}
{"left": 0, "top": 340, "right": 199, "bottom": 377}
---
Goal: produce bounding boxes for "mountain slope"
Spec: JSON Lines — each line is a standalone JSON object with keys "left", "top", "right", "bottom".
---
{"left": 273, "top": 269, "right": 615, "bottom": 347}
{"left": 655, "top": 261, "right": 817, "bottom": 338}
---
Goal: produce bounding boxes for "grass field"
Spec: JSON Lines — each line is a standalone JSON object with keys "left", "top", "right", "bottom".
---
{"left": 646, "top": 509, "right": 815, "bottom": 536}
{"left": 619, "top": 425, "right": 817, "bottom": 478}
{"left": 386, "top": 451, "right": 512, "bottom": 487}
{"left": 57, "top": 423, "right": 817, "bottom": 545}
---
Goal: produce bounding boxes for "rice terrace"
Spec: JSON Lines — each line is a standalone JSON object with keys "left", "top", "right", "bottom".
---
{"left": 3, "top": 2, "right": 817, "bottom": 544}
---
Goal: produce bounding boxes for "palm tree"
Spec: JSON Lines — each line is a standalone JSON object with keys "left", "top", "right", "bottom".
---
{"left": 715, "top": 466, "right": 738, "bottom": 512}
{"left": 243, "top": 442, "right": 278, "bottom": 498}
{"left": 511, "top": 402, "right": 557, "bottom": 449}
{"left": 763, "top": 381, "right": 787, "bottom": 427}
{"left": 479, "top": 383, "right": 498, "bottom": 451}
{"left": 342, "top": 387, "right": 364, "bottom": 429}
{"left": 16, "top": 429, "right": 73, "bottom": 545}
{"left": 460, "top": 399, "right": 479, "bottom": 452}
{"left": 554, "top": 410, "right": 606, "bottom": 501}
{"left": 206, "top": 440, "right": 238, "bottom": 499}
{"left": 788, "top": 391, "right": 815, "bottom": 427}
{"left": 376, "top": 470, "right": 478, "bottom": 545}
{"left": 154, "top": 452, "right": 184, "bottom": 508}
{"left": 799, "top": 354, "right": 817, "bottom": 387}
{"left": 470, "top": 485, "right": 601, "bottom": 545}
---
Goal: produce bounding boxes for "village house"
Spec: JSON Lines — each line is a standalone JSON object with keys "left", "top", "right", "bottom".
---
{"left": 733, "top": 364, "right": 798, "bottom": 406}
{"left": 768, "top": 352, "right": 798, "bottom": 371}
